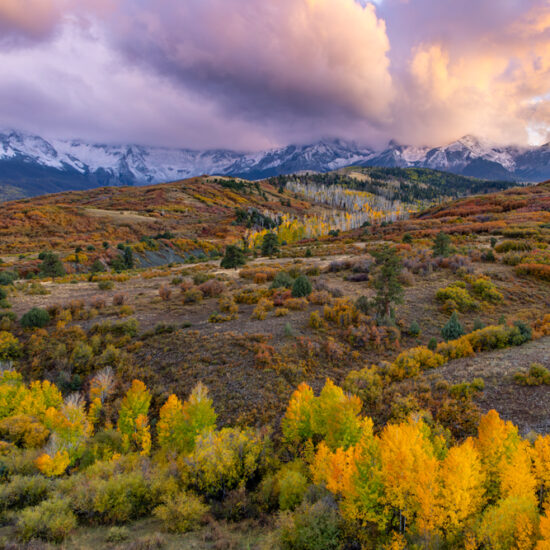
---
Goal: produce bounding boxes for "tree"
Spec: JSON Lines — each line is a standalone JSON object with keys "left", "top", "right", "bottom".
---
{"left": 261, "top": 232, "right": 279, "bottom": 257}
{"left": 438, "top": 438, "right": 485, "bottom": 534}
{"left": 291, "top": 275, "right": 312, "bottom": 298}
{"left": 39, "top": 252, "right": 65, "bottom": 278}
{"left": 123, "top": 246, "right": 134, "bottom": 269}
{"left": 158, "top": 383, "right": 217, "bottom": 453}
{"left": 441, "top": 311, "right": 465, "bottom": 341}
{"left": 372, "top": 246, "right": 403, "bottom": 323}
{"left": 117, "top": 380, "right": 151, "bottom": 455}
{"left": 433, "top": 232, "right": 451, "bottom": 257}
{"left": 220, "top": 245, "right": 246, "bottom": 269}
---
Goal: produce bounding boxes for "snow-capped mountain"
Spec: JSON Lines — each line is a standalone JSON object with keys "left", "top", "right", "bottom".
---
{"left": 1, "top": 129, "right": 549, "bottom": 200}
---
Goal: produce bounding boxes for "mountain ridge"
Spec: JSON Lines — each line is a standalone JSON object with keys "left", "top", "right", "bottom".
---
{"left": 1, "top": 129, "right": 549, "bottom": 200}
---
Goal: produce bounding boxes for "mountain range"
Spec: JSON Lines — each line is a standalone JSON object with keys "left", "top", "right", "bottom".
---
{"left": 1, "top": 130, "right": 550, "bottom": 200}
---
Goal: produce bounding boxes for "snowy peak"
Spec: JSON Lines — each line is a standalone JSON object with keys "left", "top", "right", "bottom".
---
{"left": 0, "top": 129, "right": 549, "bottom": 200}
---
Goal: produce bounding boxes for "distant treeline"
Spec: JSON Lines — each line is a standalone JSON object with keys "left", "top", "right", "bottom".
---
{"left": 269, "top": 167, "right": 518, "bottom": 204}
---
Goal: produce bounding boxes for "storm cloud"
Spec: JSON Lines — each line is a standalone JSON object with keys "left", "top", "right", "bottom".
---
{"left": 0, "top": 0, "right": 549, "bottom": 149}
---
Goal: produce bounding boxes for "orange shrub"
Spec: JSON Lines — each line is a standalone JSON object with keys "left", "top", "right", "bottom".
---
{"left": 515, "top": 263, "right": 550, "bottom": 282}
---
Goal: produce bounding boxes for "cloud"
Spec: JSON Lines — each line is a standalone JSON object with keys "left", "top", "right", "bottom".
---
{"left": 389, "top": 1, "right": 550, "bottom": 146}
{"left": 0, "top": 24, "right": 272, "bottom": 150}
{"left": 110, "top": 0, "right": 395, "bottom": 138}
{"left": 0, "top": 0, "right": 549, "bottom": 148}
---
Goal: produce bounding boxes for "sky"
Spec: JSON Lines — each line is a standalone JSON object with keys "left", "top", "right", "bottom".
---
{"left": 0, "top": 0, "right": 549, "bottom": 150}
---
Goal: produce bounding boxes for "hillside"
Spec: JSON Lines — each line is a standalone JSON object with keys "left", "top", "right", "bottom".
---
{"left": 0, "top": 178, "right": 549, "bottom": 547}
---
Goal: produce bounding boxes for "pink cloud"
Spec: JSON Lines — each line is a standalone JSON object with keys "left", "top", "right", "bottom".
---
{"left": 0, "top": 0, "right": 549, "bottom": 148}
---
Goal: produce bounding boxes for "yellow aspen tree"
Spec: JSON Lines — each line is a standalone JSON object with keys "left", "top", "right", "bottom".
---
{"left": 117, "top": 380, "right": 151, "bottom": 454}
{"left": 18, "top": 380, "right": 62, "bottom": 420}
{"left": 499, "top": 441, "right": 537, "bottom": 506}
{"left": 475, "top": 410, "right": 519, "bottom": 501}
{"left": 379, "top": 419, "right": 441, "bottom": 536}
{"left": 44, "top": 394, "right": 92, "bottom": 464}
{"left": 536, "top": 509, "right": 550, "bottom": 550}
{"left": 532, "top": 435, "right": 550, "bottom": 507}
{"left": 438, "top": 438, "right": 486, "bottom": 535}
{"left": 282, "top": 382, "right": 315, "bottom": 446}
{"left": 313, "top": 379, "right": 363, "bottom": 450}
{"left": 157, "top": 383, "right": 216, "bottom": 453}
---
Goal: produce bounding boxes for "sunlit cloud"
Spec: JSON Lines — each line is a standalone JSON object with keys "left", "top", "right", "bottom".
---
{"left": 0, "top": 0, "right": 549, "bottom": 149}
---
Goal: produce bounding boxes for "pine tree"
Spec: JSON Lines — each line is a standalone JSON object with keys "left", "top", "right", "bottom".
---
{"left": 441, "top": 311, "right": 465, "bottom": 341}
{"left": 291, "top": 275, "right": 312, "bottom": 297}
{"left": 261, "top": 232, "right": 279, "bottom": 257}
{"left": 220, "top": 245, "right": 246, "bottom": 269}
{"left": 39, "top": 252, "right": 66, "bottom": 278}
{"left": 433, "top": 232, "right": 451, "bottom": 257}
{"left": 372, "top": 246, "right": 403, "bottom": 323}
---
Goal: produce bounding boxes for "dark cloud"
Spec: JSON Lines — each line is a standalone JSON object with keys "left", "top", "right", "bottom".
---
{"left": 0, "top": 0, "right": 549, "bottom": 149}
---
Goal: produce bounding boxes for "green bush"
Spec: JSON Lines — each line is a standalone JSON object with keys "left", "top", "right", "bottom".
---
{"left": 16, "top": 498, "right": 77, "bottom": 543}
{"left": 408, "top": 321, "right": 421, "bottom": 337}
{"left": 70, "top": 469, "right": 152, "bottom": 524}
{"left": 0, "top": 475, "right": 51, "bottom": 512}
{"left": 20, "top": 307, "right": 50, "bottom": 329}
{"left": 153, "top": 491, "right": 208, "bottom": 533}
{"left": 192, "top": 272, "right": 212, "bottom": 286}
{"left": 433, "top": 232, "right": 451, "bottom": 257}
{"left": 262, "top": 232, "right": 280, "bottom": 256}
{"left": 91, "top": 259, "right": 106, "bottom": 273}
{"left": 220, "top": 245, "right": 246, "bottom": 269}
{"left": 494, "top": 240, "right": 532, "bottom": 253}
{"left": 271, "top": 271, "right": 294, "bottom": 289}
{"left": 278, "top": 499, "right": 342, "bottom": 550}
{"left": 278, "top": 469, "right": 308, "bottom": 511}
{"left": 98, "top": 280, "right": 115, "bottom": 291}
{"left": 39, "top": 252, "right": 66, "bottom": 278}
{"left": 0, "top": 271, "right": 17, "bottom": 286}
{"left": 291, "top": 275, "right": 312, "bottom": 298}
{"left": 355, "top": 295, "right": 370, "bottom": 314}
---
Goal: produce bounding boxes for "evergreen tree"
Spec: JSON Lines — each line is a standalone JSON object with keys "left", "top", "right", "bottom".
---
{"left": 291, "top": 275, "right": 312, "bottom": 298}
{"left": 123, "top": 246, "right": 134, "bottom": 269}
{"left": 261, "top": 232, "right": 279, "bottom": 257}
{"left": 220, "top": 245, "right": 246, "bottom": 269}
{"left": 433, "top": 232, "right": 452, "bottom": 257}
{"left": 442, "top": 311, "right": 465, "bottom": 341}
{"left": 372, "top": 246, "right": 403, "bottom": 323}
{"left": 39, "top": 252, "right": 66, "bottom": 278}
